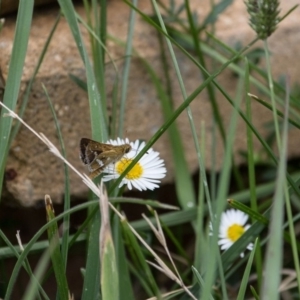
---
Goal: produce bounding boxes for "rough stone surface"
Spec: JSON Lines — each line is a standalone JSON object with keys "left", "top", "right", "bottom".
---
{"left": 1, "top": 1, "right": 299, "bottom": 206}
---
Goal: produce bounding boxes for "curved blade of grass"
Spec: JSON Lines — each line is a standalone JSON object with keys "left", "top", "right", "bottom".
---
{"left": 0, "top": 0, "right": 34, "bottom": 201}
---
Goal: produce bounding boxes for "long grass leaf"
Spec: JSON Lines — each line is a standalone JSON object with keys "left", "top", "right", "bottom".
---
{"left": 261, "top": 79, "right": 289, "bottom": 299}
{"left": 113, "top": 216, "right": 135, "bottom": 300}
{"left": 236, "top": 239, "right": 258, "bottom": 300}
{"left": 57, "top": 0, "right": 107, "bottom": 140}
{"left": 118, "top": 0, "right": 137, "bottom": 137}
{"left": 0, "top": 0, "right": 34, "bottom": 200}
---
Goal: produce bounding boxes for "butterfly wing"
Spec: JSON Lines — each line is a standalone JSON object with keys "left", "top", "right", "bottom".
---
{"left": 80, "top": 138, "right": 107, "bottom": 167}
{"left": 80, "top": 138, "right": 132, "bottom": 179}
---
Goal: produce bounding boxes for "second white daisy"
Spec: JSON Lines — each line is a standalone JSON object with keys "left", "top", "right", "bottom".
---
{"left": 215, "top": 209, "right": 253, "bottom": 258}
{"left": 102, "top": 138, "right": 167, "bottom": 191}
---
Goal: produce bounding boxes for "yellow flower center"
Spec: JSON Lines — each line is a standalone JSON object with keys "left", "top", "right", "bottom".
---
{"left": 227, "top": 224, "right": 245, "bottom": 242}
{"left": 116, "top": 158, "right": 143, "bottom": 179}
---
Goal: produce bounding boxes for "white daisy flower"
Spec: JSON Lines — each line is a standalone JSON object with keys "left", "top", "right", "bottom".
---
{"left": 102, "top": 138, "right": 167, "bottom": 191}
{"left": 211, "top": 209, "right": 253, "bottom": 258}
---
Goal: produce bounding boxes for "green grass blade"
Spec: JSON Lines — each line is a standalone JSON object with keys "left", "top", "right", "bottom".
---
{"left": 113, "top": 216, "right": 135, "bottom": 300}
{"left": 81, "top": 212, "right": 101, "bottom": 300}
{"left": 57, "top": 0, "right": 107, "bottom": 140}
{"left": 0, "top": 0, "right": 34, "bottom": 200}
{"left": 245, "top": 59, "right": 263, "bottom": 287}
{"left": 236, "top": 239, "right": 258, "bottom": 300}
{"left": 118, "top": 0, "right": 137, "bottom": 137}
{"left": 91, "top": 0, "right": 107, "bottom": 117}
{"left": 57, "top": 3, "right": 108, "bottom": 298}
{"left": 99, "top": 183, "right": 119, "bottom": 300}
{"left": 261, "top": 80, "right": 289, "bottom": 299}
